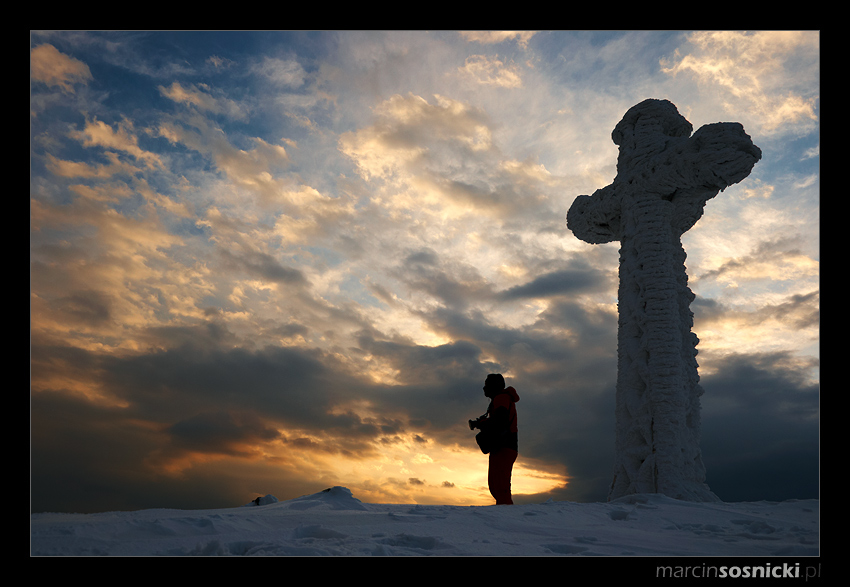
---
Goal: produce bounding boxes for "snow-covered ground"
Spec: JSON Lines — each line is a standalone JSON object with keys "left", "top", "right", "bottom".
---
{"left": 30, "top": 486, "right": 819, "bottom": 557}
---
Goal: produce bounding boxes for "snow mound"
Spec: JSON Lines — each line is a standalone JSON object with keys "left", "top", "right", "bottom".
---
{"left": 30, "top": 487, "right": 819, "bottom": 557}
{"left": 279, "top": 486, "right": 369, "bottom": 511}
{"left": 244, "top": 494, "right": 279, "bottom": 507}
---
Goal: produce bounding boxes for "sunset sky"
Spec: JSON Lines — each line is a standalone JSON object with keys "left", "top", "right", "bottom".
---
{"left": 30, "top": 31, "right": 819, "bottom": 514}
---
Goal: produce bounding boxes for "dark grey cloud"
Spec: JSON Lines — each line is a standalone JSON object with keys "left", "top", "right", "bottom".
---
{"left": 420, "top": 305, "right": 616, "bottom": 384}
{"left": 167, "top": 410, "right": 281, "bottom": 455}
{"left": 512, "top": 347, "right": 819, "bottom": 504}
{"left": 273, "top": 321, "right": 309, "bottom": 339}
{"left": 141, "top": 321, "right": 238, "bottom": 352}
{"left": 691, "top": 295, "right": 725, "bottom": 321}
{"left": 354, "top": 331, "right": 497, "bottom": 431}
{"left": 699, "top": 350, "right": 819, "bottom": 502}
{"left": 535, "top": 298, "right": 616, "bottom": 335}
{"left": 218, "top": 248, "right": 308, "bottom": 286}
{"left": 99, "top": 343, "right": 350, "bottom": 431}
{"left": 55, "top": 290, "right": 113, "bottom": 325}
{"left": 30, "top": 308, "right": 817, "bottom": 513}
{"left": 30, "top": 387, "right": 321, "bottom": 514}
{"left": 427, "top": 178, "right": 543, "bottom": 219}
{"left": 693, "top": 289, "right": 820, "bottom": 334}
{"left": 405, "top": 249, "right": 439, "bottom": 266}
{"left": 31, "top": 389, "right": 161, "bottom": 513}
{"left": 701, "top": 350, "right": 818, "bottom": 416}
{"left": 357, "top": 333, "right": 488, "bottom": 386}
{"left": 760, "top": 291, "right": 819, "bottom": 329}
{"left": 30, "top": 333, "right": 403, "bottom": 513}
{"left": 394, "top": 248, "right": 493, "bottom": 309}
{"left": 498, "top": 267, "right": 610, "bottom": 300}
{"left": 693, "top": 235, "right": 812, "bottom": 285}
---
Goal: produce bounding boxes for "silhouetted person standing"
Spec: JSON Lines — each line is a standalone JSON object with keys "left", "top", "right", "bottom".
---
{"left": 469, "top": 374, "right": 519, "bottom": 505}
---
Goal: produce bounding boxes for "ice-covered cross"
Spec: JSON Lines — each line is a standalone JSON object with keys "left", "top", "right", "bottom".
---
{"left": 567, "top": 99, "right": 761, "bottom": 501}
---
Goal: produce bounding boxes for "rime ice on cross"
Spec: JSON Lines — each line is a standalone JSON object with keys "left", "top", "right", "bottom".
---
{"left": 567, "top": 99, "right": 761, "bottom": 502}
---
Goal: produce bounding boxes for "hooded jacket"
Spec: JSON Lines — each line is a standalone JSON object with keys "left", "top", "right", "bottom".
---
{"left": 480, "top": 386, "right": 520, "bottom": 452}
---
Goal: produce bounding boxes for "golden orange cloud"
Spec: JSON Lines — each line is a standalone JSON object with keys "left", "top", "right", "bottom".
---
{"left": 31, "top": 44, "right": 92, "bottom": 93}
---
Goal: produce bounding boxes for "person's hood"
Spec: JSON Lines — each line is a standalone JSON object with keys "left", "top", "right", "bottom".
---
{"left": 484, "top": 386, "right": 520, "bottom": 401}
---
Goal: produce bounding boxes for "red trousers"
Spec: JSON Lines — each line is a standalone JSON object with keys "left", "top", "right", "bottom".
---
{"left": 488, "top": 448, "right": 518, "bottom": 505}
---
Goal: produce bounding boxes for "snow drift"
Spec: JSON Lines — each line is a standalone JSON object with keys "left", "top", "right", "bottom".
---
{"left": 31, "top": 486, "right": 818, "bottom": 557}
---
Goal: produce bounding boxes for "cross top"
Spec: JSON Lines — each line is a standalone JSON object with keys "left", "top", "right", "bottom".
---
{"left": 567, "top": 99, "right": 762, "bottom": 244}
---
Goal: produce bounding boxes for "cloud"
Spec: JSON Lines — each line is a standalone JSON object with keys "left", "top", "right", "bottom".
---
{"left": 694, "top": 235, "right": 819, "bottom": 289}
{"left": 498, "top": 265, "right": 610, "bottom": 300}
{"left": 661, "top": 31, "right": 819, "bottom": 135}
{"left": 272, "top": 185, "right": 359, "bottom": 245}
{"left": 31, "top": 44, "right": 93, "bottom": 93}
{"left": 339, "top": 93, "right": 494, "bottom": 182}
{"left": 458, "top": 55, "right": 523, "bottom": 88}
{"left": 695, "top": 289, "right": 819, "bottom": 333}
{"left": 459, "top": 31, "right": 537, "bottom": 49}
{"left": 393, "top": 247, "right": 494, "bottom": 310}
{"left": 45, "top": 152, "right": 138, "bottom": 179}
{"left": 253, "top": 56, "right": 307, "bottom": 88}
{"left": 159, "top": 81, "right": 248, "bottom": 120}
{"left": 166, "top": 410, "right": 282, "bottom": 456}
{"left": 30, "top": 190, "right": 199, "bottom": 356}
{"left": 698, "top": 350, "right": 819, "bottom": 501}
{"left": 54, "top": 290, "right": 113, "bottom": 326}
{"left": 206, "top": 55, "right": 233, "bottom": 70}
{"left": 337, "top": 92, "right": 569, "bottom": 230}
{"left": 691, "top": 289, "right": 819, "bottom": 363}
{"left": 156, "top": 114, "right": 291, "bottom": 204}
{"left": 356, "top": 333, "right": 488, "bottom": 390}
{"left": 31, "top": 332, "right": 493, "bottom": 497}
{"left": 218, "top": 248, "right": 309, "bottom": 286}
{"left": 69, "top": 117, "right": 164, "bottom": 170}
